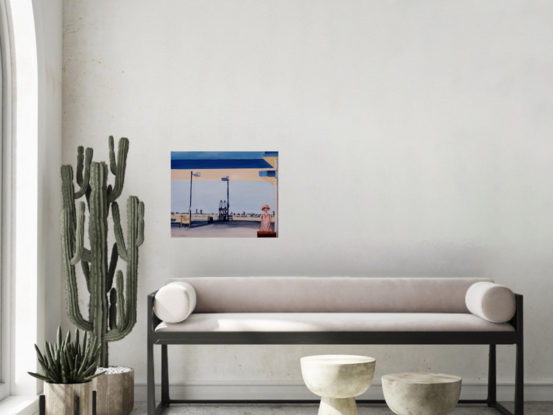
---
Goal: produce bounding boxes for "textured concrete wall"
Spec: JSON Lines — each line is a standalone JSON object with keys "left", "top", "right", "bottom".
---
{"left": 34, "top": 0, "right": 63, "bottom": 368}
{"left": 62, "top": 0, "right": 553, "bottom": 399}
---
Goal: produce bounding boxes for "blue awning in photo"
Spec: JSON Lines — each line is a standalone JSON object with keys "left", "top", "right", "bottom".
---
{"left": 171, "top": 151, "right": 278, "bottom": 170}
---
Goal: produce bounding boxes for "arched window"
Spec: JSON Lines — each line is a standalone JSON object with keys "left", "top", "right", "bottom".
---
{"left": 0, "top": 0, "right": 13, "bottom": 402}
{"left": 0, "top": 0, "right": 41, "bottom": 408}
{"left": 1, "top": 1, "right": 62, "bottom": 410}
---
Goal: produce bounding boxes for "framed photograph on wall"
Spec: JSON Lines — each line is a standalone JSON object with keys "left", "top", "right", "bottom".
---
{"left": 171, "top": 152, "right": 278, "bottom": 238}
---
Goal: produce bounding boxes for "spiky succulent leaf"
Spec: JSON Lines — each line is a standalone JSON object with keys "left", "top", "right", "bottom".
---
{"left": 84, "top": 370, "right": 106, "bottom": 382}
{"left": 28, "top": 327, "right": 103, "bottom": 384}
{"left": 28, "top": 372, "right": 53, "bottom": 382}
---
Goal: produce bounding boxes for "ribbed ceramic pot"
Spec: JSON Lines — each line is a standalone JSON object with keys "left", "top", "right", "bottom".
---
{"left": 92, "top": 368, "right": 134, "bottom": 415}
{"left": 44, "top": 381, "right": 93, "bottom": 415}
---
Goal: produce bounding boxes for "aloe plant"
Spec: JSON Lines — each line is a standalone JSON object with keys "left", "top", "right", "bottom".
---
{"left": 28, "top": 327, "right": 105, "bottom": 384}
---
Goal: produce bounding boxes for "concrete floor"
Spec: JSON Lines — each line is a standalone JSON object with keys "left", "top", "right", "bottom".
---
{"left": 131, "top": 402, "right": 553, "bottom": 415}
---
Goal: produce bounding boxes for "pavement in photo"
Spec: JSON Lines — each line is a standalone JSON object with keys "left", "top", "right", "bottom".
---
{"left": 171, "top": 220, "right": 274, "bottom": 238}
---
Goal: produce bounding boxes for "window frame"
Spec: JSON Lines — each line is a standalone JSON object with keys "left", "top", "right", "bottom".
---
{"left": 0, "top": 0, "right": 13, "bottom": 401}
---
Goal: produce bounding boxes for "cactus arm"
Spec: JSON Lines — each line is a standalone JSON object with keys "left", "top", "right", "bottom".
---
{"left": 82, "top": 247, "right": 92, "bottom": 262}
{"left": 80, "top": 260, "right": 93, "bottom": 322}
{"left": 107, "top": 243, "right": 118, "bottom": 291}
{"left": 107, "top": 137, "right": 129, "bottom": 203}
{"left": 89, "top": 162, "right": 110, "bottom": 367}
{"left": 76, "top": 147, "right": 84, "bottom": 186}
{"left": 61, "top": 165, "right": 77, "bottom": 226}
{"left": 112, "top": 202, "right": 129, "bottom": 261}
{"left": 116, "top": 270, "right": 127, "bottom": 329}
{"left": 85, "top": 185, "right": 91, "bottom": 207}
{"left": 121, "top": 196, "right": 139, "bottom": 337}
{"left": 105, "top": 272, "right": 127, "bottom": 341}
{"left": 81, "top": 261, "right": 90, "bottom": 291}
{"left": 107, "top": 271, "right": 127, "bottom": 331}
{"left": 106, "top": 197, "right": 141, "bottom": 342}
{"left": 105, "top": 268, "right": 135, "bottom": 341}
{"left": 69, "top": 201, "right": 91, "bottom": 264}
{"left": 109, "top": 289, "right": 117, "bottom": 330}
{"left": 108, "top": 135, "right": 117, "bottom": 175}
{"left": 75, "top": 329, "right": 80, "bottom": 351}
{"left": 136, "top": 201, "right": 145, "bottom": 247}
{"left": 61, "top": 209, "right": 93, "bottom": 331}
{"left": 70, "top": 202, "right": 86, "bottom": 265}
{"left": 74, "top": 148, "right": 93, "bottom": 199}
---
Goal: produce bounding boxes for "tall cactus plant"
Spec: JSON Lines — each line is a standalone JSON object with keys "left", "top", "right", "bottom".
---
{"left": 61, "top": 136, "right": 144, "bottom": 367}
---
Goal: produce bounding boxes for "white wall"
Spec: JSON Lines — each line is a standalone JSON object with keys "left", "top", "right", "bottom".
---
{"left": 33, "top": 0, "right": 63, "bottom": 372}
{"left": 62, "top": 0, "right": 553, "bottom": 400}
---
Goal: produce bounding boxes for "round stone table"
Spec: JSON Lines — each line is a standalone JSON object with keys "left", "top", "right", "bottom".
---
{"left": 300, "top": 355, "right": 376, "bottom": 415}
{"left": 382, "top": 372, "right": 462, "bottom": 415}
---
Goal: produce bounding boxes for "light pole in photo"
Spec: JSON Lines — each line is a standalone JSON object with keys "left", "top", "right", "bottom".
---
{"left": 221, "top": 176, "right": 230, "bottom": 220}
{"left": 189, "top": 171, "right": 201, "bottom": 227}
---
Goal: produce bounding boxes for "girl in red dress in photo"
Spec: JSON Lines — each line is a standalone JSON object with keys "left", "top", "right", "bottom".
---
{"left": 259, "top": 204, "right": 272, "bottom": 232}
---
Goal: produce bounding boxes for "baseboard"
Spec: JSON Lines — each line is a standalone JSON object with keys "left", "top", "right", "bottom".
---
{"left": 134, "top": 381, "right": 553, "bottom": 402}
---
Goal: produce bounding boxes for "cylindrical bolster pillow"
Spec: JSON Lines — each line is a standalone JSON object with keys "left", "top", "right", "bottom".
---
{"left": 465, "top": 282, "right": 516, "bottom": 323}
{"left": 154, "top": 282, "right": 197, "bottom": 323}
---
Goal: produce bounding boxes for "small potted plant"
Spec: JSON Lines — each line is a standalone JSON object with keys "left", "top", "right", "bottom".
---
{"left": 29, "top": 327, "right": 104, "bottom": 415}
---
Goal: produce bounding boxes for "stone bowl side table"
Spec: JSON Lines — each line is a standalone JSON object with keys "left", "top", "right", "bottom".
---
{"left": 382, "top": 372, "right": 462, "bottom": 415}
{"left": 301, "top": 355, "right": 376, "bottom": 415}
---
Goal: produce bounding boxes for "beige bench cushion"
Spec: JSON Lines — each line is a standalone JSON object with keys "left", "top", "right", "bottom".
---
{"left": 155, "top": 313, "right": 515, "bottom": 333}
{"left": 154, "top": 282, "right": 197, "bottom": 323}
{"left": 163, "top": 277, "right": 492, "bottom": 313}
{"left": 466, "top": 282, "right": 516, "bottom": 323}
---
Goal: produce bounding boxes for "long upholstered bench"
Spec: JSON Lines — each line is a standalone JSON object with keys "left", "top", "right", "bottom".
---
{"left": 147, "top": 277, "right": 523, "bottom": 415}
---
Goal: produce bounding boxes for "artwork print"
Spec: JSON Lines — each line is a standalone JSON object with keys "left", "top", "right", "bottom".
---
{"left": 171, "top": 152, "right": 279, "bottom": 238}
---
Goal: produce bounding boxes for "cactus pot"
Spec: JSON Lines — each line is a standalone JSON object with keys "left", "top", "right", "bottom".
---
{"left": 92, "top": 368, "right": 134, "bottom": 415}
{"left": 44, "top": 381, "right": 94, "bottom": 415}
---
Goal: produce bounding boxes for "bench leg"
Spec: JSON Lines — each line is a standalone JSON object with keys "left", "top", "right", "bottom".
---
{"left": 162, "top": 345, "right": 170, "bottom": 403}
{"left": 147, "top": 340, "right": 156, "bottom": 415}
{"left": 488, "top": 341, "right": 524, "bottom": 415}
{"left": 515, "top": 341, "right": 524, "bottom": 415}
{"left": 488, "top": 344, "right": 497, "bottom": 406}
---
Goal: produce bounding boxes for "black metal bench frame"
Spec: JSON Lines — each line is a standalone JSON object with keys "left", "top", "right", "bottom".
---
{"left": 38, "top": 392, "right": 97, "bottom": 415}
{"left": 147, "top": 292, "right": 524, "bottom": 415}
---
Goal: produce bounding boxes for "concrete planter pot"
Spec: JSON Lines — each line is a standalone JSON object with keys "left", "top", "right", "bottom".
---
{"left": 44, "top": 381, "right": 94, "bottom": 415}
{"left": 92, "top": 368, "right": 134, "bottom": 415}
